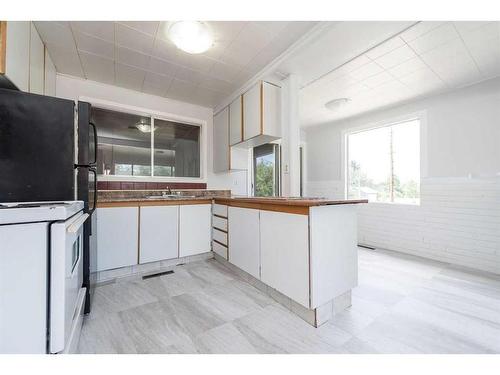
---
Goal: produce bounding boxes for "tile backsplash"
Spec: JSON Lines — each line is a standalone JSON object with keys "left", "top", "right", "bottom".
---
{"left": 97, "top": 181, "right": 207, "bottom": 190}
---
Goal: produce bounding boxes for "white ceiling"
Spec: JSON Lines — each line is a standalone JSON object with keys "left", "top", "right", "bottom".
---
{"left": 298, "top": 21, "right": 500, "bottom": 127}
{"left": 34, "top": 21, "right": 317, "bottom": 108}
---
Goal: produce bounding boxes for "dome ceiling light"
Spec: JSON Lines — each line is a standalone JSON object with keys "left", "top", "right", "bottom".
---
{"left": 325, "top": 98, "right": 351, "bottom": 112}
{"left": 168, "top": 21, "right": 214, "bottom": 54}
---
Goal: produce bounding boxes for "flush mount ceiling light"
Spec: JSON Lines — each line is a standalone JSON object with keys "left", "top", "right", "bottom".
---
{"left": 135, "top": 120, "right": 156, "bottom": 133}
{"left": 325, "top": 98, "right": 351, "bottom": 112}
{"left": 168, "top": 21, "right": 214, "bottom": 54}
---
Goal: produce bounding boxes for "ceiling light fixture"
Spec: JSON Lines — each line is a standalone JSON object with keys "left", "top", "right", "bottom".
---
{"left": 325, "top": 98, "right": 351, "bottom": 112}
{"left": 168, "top": 21, "right": 213, "bottom": 54}
{"left": 135, "top": 120, "right": 156, "bottom": 133}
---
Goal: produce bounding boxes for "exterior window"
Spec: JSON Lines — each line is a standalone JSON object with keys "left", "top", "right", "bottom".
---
{"left": 253, "top": 143, "right": 280, "bottom": 197}
{"left": 347, "top": 119, "right": 420, "bottom": 204}
{"left": 93, "top": 107, "right": 201, "bottom": 178}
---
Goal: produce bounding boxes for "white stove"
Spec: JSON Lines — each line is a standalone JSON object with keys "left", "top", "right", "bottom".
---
{"left": 0, "top": 200, "right": 83, "bottom": 224}
{"left": 0, "top": 200, "right": 87, "bottom": 354}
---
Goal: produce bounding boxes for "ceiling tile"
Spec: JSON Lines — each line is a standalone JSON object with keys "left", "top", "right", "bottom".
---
{"left": 174, "top": 66, "right": 207, "bottom": 85}
{"left": 374, "top": 44, "right": 417, "bottom": 69}
{"left": 366, "top": 36, "right": 405, "bottom": 60}
{"left": 169, "top": 51, "right": 216, "bottom": 74}
{"left": 236, "top": 23, "right": 275, "bottom": 50}
{"left": 151, "top": 38, "right": 180, "bottom": 63}
{"left": 115, "top": 23, "right": 154, "bottom": 55}
{"left": 460, "top": 22, "right": 500, "bottom": 78}
{"left": 44, "top": 42, "right": 84, "bottom": 78}
{"left": 79, "top": 52, "right": 115, "bottom": 84}
{"left": 115, "top": 63, "right": 146, "bottom": 91}
{"left": 254, "top": 21, "right": 290, "bottom": 35}
{"left": 142, "top": 71, "right": 172, "bottom": 97}
{"left": 208, "top": 60, "right": 243, "bottom": 82}
{"left": 349, "top": 61, "right": 384, "bottom": 80}
{"left": 116, "top": 46, "right": 151, "bottom": 70}
{"left": 220, "top": 42, "right": 259, "bottom": 67}
{"left": 74, "top": 31, "right": 114, "bottom": 59}
{"left": 199, "top": 76, "right": 234, "bottom": 93}
{"left": 117, "top": 21, "right": 159, "bottom": 36}
{"left": 166, "top": 78, "right": 198, "bottom": 102}
{"left": 419, "top": 38, "right": 482, "bottom": 88}
{"left": 387, "top": 57, "right": 428, "bottom": 78}
{"left": 210, "top": 21, "right": 247, "bottom": 42}
{"left": 453, "top": 21, "right": 493, "bottom": 35}
{"left": 400, "top": 21, "right": 446, "bottom": 42}
{"left": 70, "top": 21, "right": 114, "bottom": 43}
{"left": 408, "top": 22, "right": 459, "bottom": 55}
{"left": 147, "top": 57, "right": 179, "bottom": 76}
{"left": 362, "top": 71, "right": 395, "bottom": 89}
{"left": 34, "top": 21, "right": 75, "bottom": 49}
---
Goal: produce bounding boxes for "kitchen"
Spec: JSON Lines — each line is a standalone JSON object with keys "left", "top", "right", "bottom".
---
{"left": 1, "top": 3, "right": 500, "bottom": 369}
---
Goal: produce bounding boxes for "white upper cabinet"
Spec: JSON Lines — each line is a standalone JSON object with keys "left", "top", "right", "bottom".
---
{"left": 213, "top": 107, "right": 230, "bottom": 173}
{"left": 229, "top": 96, "right": 243, "bottom": 145}
{"left": 139, "top": 205, "right": 178, "bottom": 264}
{"left": 4, "top": 21, "right": 30, "bottom": 91}
{"left": 242, "top": 81, "right": 281, "bottom": 148}
{"left": 29, "top": 23, "right": 45, "bottom": 95}
{"left": 179, "top": 204, "right": 211, "bottom": 257}
{"left": 243, "top": 83, "right": 261, "bottom": 140}
{"left": 213, "top": 106, "right": 248, "bottom": 172}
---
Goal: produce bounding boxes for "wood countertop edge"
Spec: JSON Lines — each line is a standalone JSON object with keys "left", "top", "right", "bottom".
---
{"left": 213, "top": 198, "right": 368, "bottom": 207}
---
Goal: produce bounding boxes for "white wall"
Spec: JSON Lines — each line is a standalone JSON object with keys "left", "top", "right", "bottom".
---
{"left": 304, "top": 77, "right": 500, "bottom": 274}
{"left": 56, "top": 74, "right": 247, "bottom": 194}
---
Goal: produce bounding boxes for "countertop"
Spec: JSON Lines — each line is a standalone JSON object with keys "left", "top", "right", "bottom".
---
{"left": 213, "top": 196, "right": 368, "bottom": 207}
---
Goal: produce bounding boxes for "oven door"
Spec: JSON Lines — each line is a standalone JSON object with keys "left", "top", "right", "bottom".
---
{"left": 49, "top": 211, "right": 88, "bottom": 354}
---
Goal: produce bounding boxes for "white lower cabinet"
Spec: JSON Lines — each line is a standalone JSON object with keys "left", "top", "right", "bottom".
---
{"left": 96, "top": 207, "right": 138, "bottom": 272}
{"left": 228, "top": 207, "right": 260, "bottom": 279}
{"left": 260, "top": 210, "right": 310, "bottom": 307}
{"left": 139, "top": 205, "right": 178, "bottom": 264}
{"left": 179, "top": 204, "right": 211, "bottom": 257}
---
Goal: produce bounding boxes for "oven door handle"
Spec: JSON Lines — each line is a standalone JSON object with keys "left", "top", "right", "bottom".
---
{"left": 67, "top": 213, "right": 89, "bottom": 233}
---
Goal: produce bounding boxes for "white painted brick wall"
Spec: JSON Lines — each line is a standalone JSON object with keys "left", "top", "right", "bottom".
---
{"left": 306, "top": 177, "right": 500, "bottom": 274}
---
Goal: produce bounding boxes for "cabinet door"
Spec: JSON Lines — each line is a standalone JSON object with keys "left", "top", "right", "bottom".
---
{"left": 179, "top": 204, "right": 211, "bottom": 257}
{"left": 228, "top": 207, "right": 260, "bottom": 279}
{"left": 243, "top": 83, "right": 261, "bottom": 140}
{"left": 96, "top": 207, "right": 138, "bottom": 271}
{"left": 139, "top": 205, "right": 178, "bottom": 264}
{"left": 213, "top": 107, "right": 229, "bottom": 172}
{"left": 260, "top": 210, "right": 310, "bottom": 307}
{"left": 229, "top": 96, "right": 243, "bottom": 145}
{"left": 262, "top": 82, "right": 281, "bottom": 138}
{"left": 5, "top": 21, "right": 30, "bottom": 91}
{"left": 29, "top": 23, "right": 44, "bottom": 95}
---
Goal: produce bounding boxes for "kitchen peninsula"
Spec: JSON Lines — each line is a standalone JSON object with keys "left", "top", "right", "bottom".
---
{"left": 95, "top": 190, "right": 367, "bottom": 327}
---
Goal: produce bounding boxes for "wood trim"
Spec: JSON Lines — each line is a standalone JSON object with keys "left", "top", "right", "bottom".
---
{"left": 259, "top": 81, "right": 264, "bottom": 135}
{"left": 97, "top": 199, "right": 212, "bottom": 208}
{"left": 212, "top": 226, "right": 227, "bottom": 234}
{"left": 220, "top": 200, "right": 309, "bottom": 216}
{"left": 137, "top": 205, "right": 141, "bottom": 264}
{"left": 212, "top": 213, "right": 227, "bottom": 219}
{"left": 0, "top": 21, "right": 7, "bottom": 74}
{"left": 227, "top": 106, "right": 231, "bottom": 170}
{"left": 213, "top": 239, "right": 227, "bottom": 248}
{"left": 240, "top": 95, "right": 244, "bottom": 142}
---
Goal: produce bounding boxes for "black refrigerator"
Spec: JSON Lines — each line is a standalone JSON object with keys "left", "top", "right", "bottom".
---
{"left": 0, "top": 88, "right": 97, "bottom": 314}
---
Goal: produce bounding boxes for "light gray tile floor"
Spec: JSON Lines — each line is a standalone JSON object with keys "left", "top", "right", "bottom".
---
{"left": 78, "top": 249, "right": 500, "bottom": 354}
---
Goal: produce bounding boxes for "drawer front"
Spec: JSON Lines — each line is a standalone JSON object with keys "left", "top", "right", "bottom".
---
{"left": 213, "top": 204, "right": 228, "bottom": 218}
{"left": 212, "top": 240, "right": 228, "bottom": 260}
{"left": 212, "top": 215, "right": 227, "bottom": 232}
{"left": 212, "top": 228, "right": 227, "bottom": 245}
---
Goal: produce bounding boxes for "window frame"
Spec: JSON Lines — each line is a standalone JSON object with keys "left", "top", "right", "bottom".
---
{"left": 82, "top": 97, "right": 207, "bottom": 183}
{"left": 342, "top": 111, "right": 427, "bottom": 206}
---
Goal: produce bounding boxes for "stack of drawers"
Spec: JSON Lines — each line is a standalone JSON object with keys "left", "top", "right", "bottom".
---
{"left": 212, "top": 203, "right": 228, "bottom": 259}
